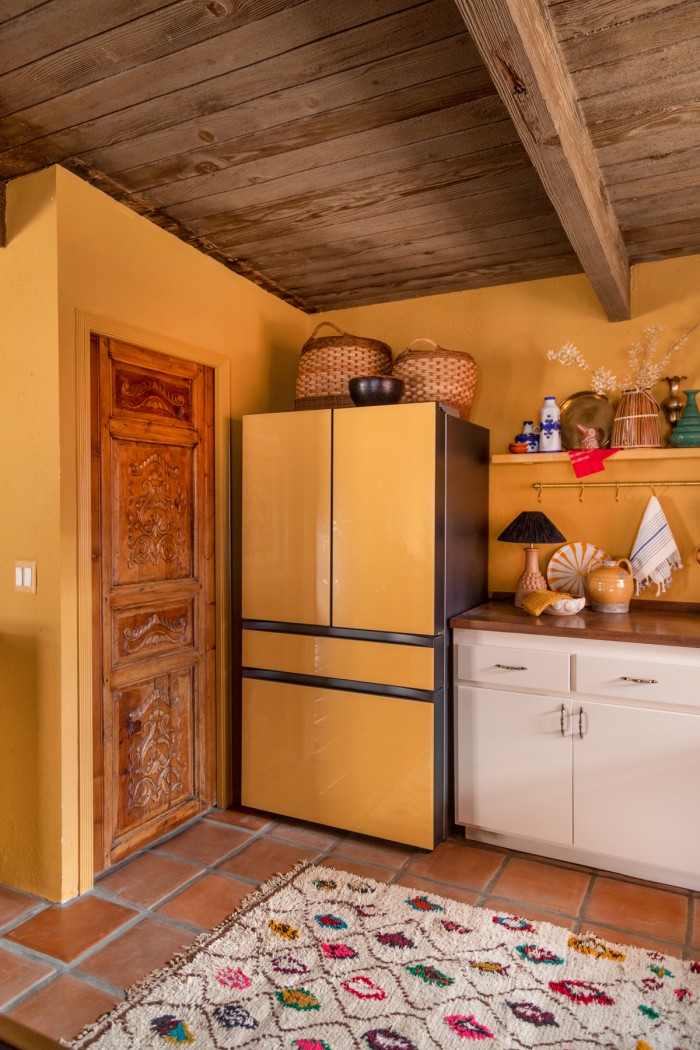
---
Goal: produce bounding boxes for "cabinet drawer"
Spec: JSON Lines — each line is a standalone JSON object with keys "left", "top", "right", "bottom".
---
{"left": 574, "top": 653, "right": 698, "bottom": 705}
{"left": 456, "top": 642, "right": 570, "bottom": 693}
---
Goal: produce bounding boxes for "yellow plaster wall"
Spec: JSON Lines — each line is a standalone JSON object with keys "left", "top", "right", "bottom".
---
{"left": 4, "top": 162, "right": 700, "bottom": 902}
{"left": 1, "top": 167, "right": 308, "bottom": 901}
{"left": 319, "top": 261, "right": 700, "bottom": 605}
{"left": 0, "top": 169, "right": 63, "bottom": 898}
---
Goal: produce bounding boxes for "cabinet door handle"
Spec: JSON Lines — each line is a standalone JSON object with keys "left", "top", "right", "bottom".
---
{"left": 578, "top": 706, "right": 586, "bottom": 740}
{"left": 560, "top": 704, "right": 570, "bottom": 736}
{"left": 620, "top": 675, "right": 658, "bottom": 685}
{"left": 494, "top": 663, "right": 527, "bottom": 671}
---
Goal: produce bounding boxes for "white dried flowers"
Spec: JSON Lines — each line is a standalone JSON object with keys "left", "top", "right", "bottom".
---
{"left": 547, "top": 321, "right": 699, "bottom": 396}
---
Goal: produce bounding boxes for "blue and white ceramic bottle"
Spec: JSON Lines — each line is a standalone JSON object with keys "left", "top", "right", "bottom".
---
{"left": 538, "top": 396, "right": 562, "bottom": 452}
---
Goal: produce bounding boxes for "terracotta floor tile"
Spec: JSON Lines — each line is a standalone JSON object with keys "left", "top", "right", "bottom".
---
{"left": 206, "top": 806, "right": 274, "bottom": 832}
{"left": 5, "top": 896, "right": 137, "bottom": 963}
{"left": 489, "top": 857, "right": 591, "bottom": 915}
{"left": 691, "top": 897, "right": 700, "bottom": 947}
{"left": 328, "top": 837, "right": 413, "bottom": 870}
{"left": 317, "top": 858, "right": 393, "bottom": 883}
{"left": 157, "top": 873, "right": 252, "bottom": 930}
{"left": 0, "top": 946, "right": 55, "bottom": 1008}
{"left": 577, "top": 921, "right": 684, "bottom": 956}
{"left": 5, "top": 973, "right": 120, "bottom": 1043}
{"left": 154, "top": 821, "right": 252, "bottom": 866}
{"left": 97, "top": 851, "right": 202, "bottom": 907}
{"left": 404, "top": 840, "right": 506, "bottom": 891}
{"left": 79, "top": 917, "right": 197, "bottom": 991}
{"left": 394, "top": 874, "right": 480, "bottom": 907}
{"left": 0, "top": 886, "right": 44, "bottom": 931}
{"left": 481, "top": 897, "right": 575, "bottom": 930}
{"left": 217, "top": 838, "right": 319, "bottom": 884}
{"left": 582, "top": 877, "right": 688, "bottom": 943}
{"left": 267, "top": 819, "right": 342, "bottom": 850}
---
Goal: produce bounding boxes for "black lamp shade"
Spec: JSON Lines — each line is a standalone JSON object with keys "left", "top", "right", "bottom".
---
{"left": 497, "top": 511, "right": 566, "bottom": 545}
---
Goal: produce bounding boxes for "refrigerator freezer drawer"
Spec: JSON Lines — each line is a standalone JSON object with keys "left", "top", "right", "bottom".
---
{"left": 242, "top": 630, "right": 436, "bottom": 691}
{"left": 242, "top": 678, "right": 435, "bottom": 849}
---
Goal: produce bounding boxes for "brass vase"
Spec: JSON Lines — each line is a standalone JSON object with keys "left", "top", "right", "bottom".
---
{"left": 661, "top": 375, "right": 687, "bottom": 428}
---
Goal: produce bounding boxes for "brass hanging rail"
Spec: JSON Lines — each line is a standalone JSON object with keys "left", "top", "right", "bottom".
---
{"left": 534, "top": 480, "right": 700, "bottom": 502}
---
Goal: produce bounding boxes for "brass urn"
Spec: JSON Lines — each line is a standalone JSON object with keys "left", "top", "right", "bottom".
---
{"left": 661, "top": 375, "right": 687, "bottom": 428}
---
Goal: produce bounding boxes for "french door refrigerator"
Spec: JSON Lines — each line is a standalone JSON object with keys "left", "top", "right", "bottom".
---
{"left": 241, "top": 401, "right": 488, "bottom": 848}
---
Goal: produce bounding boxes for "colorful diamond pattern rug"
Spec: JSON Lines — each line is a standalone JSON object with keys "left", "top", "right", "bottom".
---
{"left": 69, "top": 862, "right": 700, "bottom": 1049}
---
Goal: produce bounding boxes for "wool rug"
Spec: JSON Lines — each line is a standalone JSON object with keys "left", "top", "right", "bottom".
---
{"left": 69, "top": 862, "right": 700, "bottom": 1050}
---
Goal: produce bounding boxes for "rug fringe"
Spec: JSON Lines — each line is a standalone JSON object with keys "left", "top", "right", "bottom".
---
{"left": 67, "top": 857, "right": 315, "bottom": 1048}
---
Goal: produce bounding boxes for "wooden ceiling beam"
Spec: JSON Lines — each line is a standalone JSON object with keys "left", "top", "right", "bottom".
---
{"left": 453, "top": 0, "right": 631, "bottom": 321}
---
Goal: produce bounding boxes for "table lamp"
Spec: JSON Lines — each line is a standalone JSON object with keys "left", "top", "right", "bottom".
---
{"left": 497, "top": 511, "right": 566, "bottom": 607}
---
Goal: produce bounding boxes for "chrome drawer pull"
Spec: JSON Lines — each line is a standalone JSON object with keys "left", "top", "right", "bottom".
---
{"left": 578, "top": 706, "right": 586, "bottom": 740}
{"left": 619, "top": 675, "right": 658, "bottom": 685}
{"left": 494, "top": 663, "right": 527, "bottom": 671}
{"left": 560, "top": 704, "right": 570, "bottom": 736}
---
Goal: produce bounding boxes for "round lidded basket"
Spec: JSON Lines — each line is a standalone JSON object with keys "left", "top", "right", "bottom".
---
{"left": 295, "top": 322, "right": 393, "bottom": 411}
{"left": 610, "top": 388, "right": 662, "bottom": 447}
{"left": 391, "top": 338, "right": 477, "bottom": 420}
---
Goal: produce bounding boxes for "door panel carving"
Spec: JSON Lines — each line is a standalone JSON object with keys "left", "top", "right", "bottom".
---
{"left": 114, "top": 366, "right": 193, "bottom": 423}
{"left": 114, "top": 669, "right": 195, "bottom": 840}
{"left": 112, "top": 442, "right": 193, "bottom": 584}
{"left": 113, "top": 599, "right": 195, "bottom": 665}
{"left": 93, "top": 335, "right": 215, "bottom": 872}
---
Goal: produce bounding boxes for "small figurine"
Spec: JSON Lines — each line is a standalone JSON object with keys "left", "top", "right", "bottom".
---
{"left": 576, "top": 423, "right": 600, "bottom": 450}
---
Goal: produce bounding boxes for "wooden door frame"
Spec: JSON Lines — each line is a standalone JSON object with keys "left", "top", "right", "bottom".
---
{"left": 76, "top": 311, "right": 232, "bottom": 893}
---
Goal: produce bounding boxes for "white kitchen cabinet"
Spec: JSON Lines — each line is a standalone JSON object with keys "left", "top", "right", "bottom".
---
{"left": 455, "top": 685, "right": 572, "bottom": 844}
{"left": 573, "top": 699, "right": 700, "bottom": 874}
{"left": 454, "top": 627, "right": 700, "bottom": 889}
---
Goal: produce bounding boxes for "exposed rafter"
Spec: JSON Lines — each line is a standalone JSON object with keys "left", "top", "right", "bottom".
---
{"left": 453, "top": 0, "right": 631, "bottom": 321}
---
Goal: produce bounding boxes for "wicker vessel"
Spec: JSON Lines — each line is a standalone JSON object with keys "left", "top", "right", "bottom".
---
{"left": 295, "top": 322, "right": 392, "bottom": 411}
{"left": 610, "top": 388, "right": 662, "bottom": 447}
{"left": 391, "top": 338, "right": 477, "bottom": 420}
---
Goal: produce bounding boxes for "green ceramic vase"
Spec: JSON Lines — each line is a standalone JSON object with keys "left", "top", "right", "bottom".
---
{"left": 670, "top": 389, "right": 700, "bottom": 447}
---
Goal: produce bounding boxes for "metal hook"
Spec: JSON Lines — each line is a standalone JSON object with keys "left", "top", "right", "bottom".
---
{"left": 651, "top": 481, "right": 657, "bottom": 496}
{"left": 579, "top": 482, "right": 584, "bottom": 503}
{"left": 616, "top": 483, "right": 620, "bottom": 503}
{"left": 536, "top": 483, "right": 543, "bottom": 503}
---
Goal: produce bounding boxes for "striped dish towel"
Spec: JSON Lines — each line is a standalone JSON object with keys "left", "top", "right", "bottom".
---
{"left": 629, "top": 495, "right": 683, "bottom": 595}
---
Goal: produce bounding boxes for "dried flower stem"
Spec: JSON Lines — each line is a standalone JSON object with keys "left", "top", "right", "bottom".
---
{"left": 547, "top": 320, "right": 698, "bottom": 397}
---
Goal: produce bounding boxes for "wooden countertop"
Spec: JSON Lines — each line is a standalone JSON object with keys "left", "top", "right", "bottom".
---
{"left": 451, "top": 600, "right": 700, "bottom": 649}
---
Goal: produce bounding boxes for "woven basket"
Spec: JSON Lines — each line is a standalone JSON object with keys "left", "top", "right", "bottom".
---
{"left": 391, "top": 338, "right": 477, "bottom": 420}
{"left": 611, "top": 388, "right": 662, "bottom": 447}
{"left": 295, "top": 322, "right": 392, "bottom": 410}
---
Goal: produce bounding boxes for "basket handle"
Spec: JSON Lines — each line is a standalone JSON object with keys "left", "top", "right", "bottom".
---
{"left": 308, "top": 321, "right": 347, "bottom": 339}
{"left": 405, "top": 337, "right": 441, "bottom": 352}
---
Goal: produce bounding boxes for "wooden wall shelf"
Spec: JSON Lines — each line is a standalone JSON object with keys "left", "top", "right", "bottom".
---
{"left": 491, "top": 448, "right": 700, "bottom": 464}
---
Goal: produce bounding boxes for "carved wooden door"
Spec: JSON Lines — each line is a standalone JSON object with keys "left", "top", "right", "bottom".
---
{"left": 92, "top": 335, "right": 215, "bottom": 872}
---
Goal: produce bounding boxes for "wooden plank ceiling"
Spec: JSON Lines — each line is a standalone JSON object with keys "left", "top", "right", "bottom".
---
{"left": 1, "top": 0, "right": 699, "bottom": 318}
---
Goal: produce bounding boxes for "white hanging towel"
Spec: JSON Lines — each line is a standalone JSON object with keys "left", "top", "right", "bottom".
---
{"left": 629, "top": 494, "right": 683, "bottom": 595}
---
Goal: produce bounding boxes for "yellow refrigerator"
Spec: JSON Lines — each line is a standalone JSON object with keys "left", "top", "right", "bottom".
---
{"left": 241, "top": 401, "right": 488, "bottom": 848}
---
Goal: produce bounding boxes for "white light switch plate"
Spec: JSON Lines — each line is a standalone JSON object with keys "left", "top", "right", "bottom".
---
{"left": 15, "top": 560, "right": 36, "bottom": 593}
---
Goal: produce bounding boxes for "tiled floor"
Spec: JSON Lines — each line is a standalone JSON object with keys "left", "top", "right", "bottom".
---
{"left": 1, "top": 807, "right": 699, "bottom": 1047}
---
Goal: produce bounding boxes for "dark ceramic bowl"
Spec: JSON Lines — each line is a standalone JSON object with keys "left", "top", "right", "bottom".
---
{"left": 348, "top": 375, "right": 404, "bottom": 407}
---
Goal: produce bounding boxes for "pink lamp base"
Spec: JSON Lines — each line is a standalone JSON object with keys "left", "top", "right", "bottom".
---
{"left": 514, "top": 546, "right": 548, "bottom": 607}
